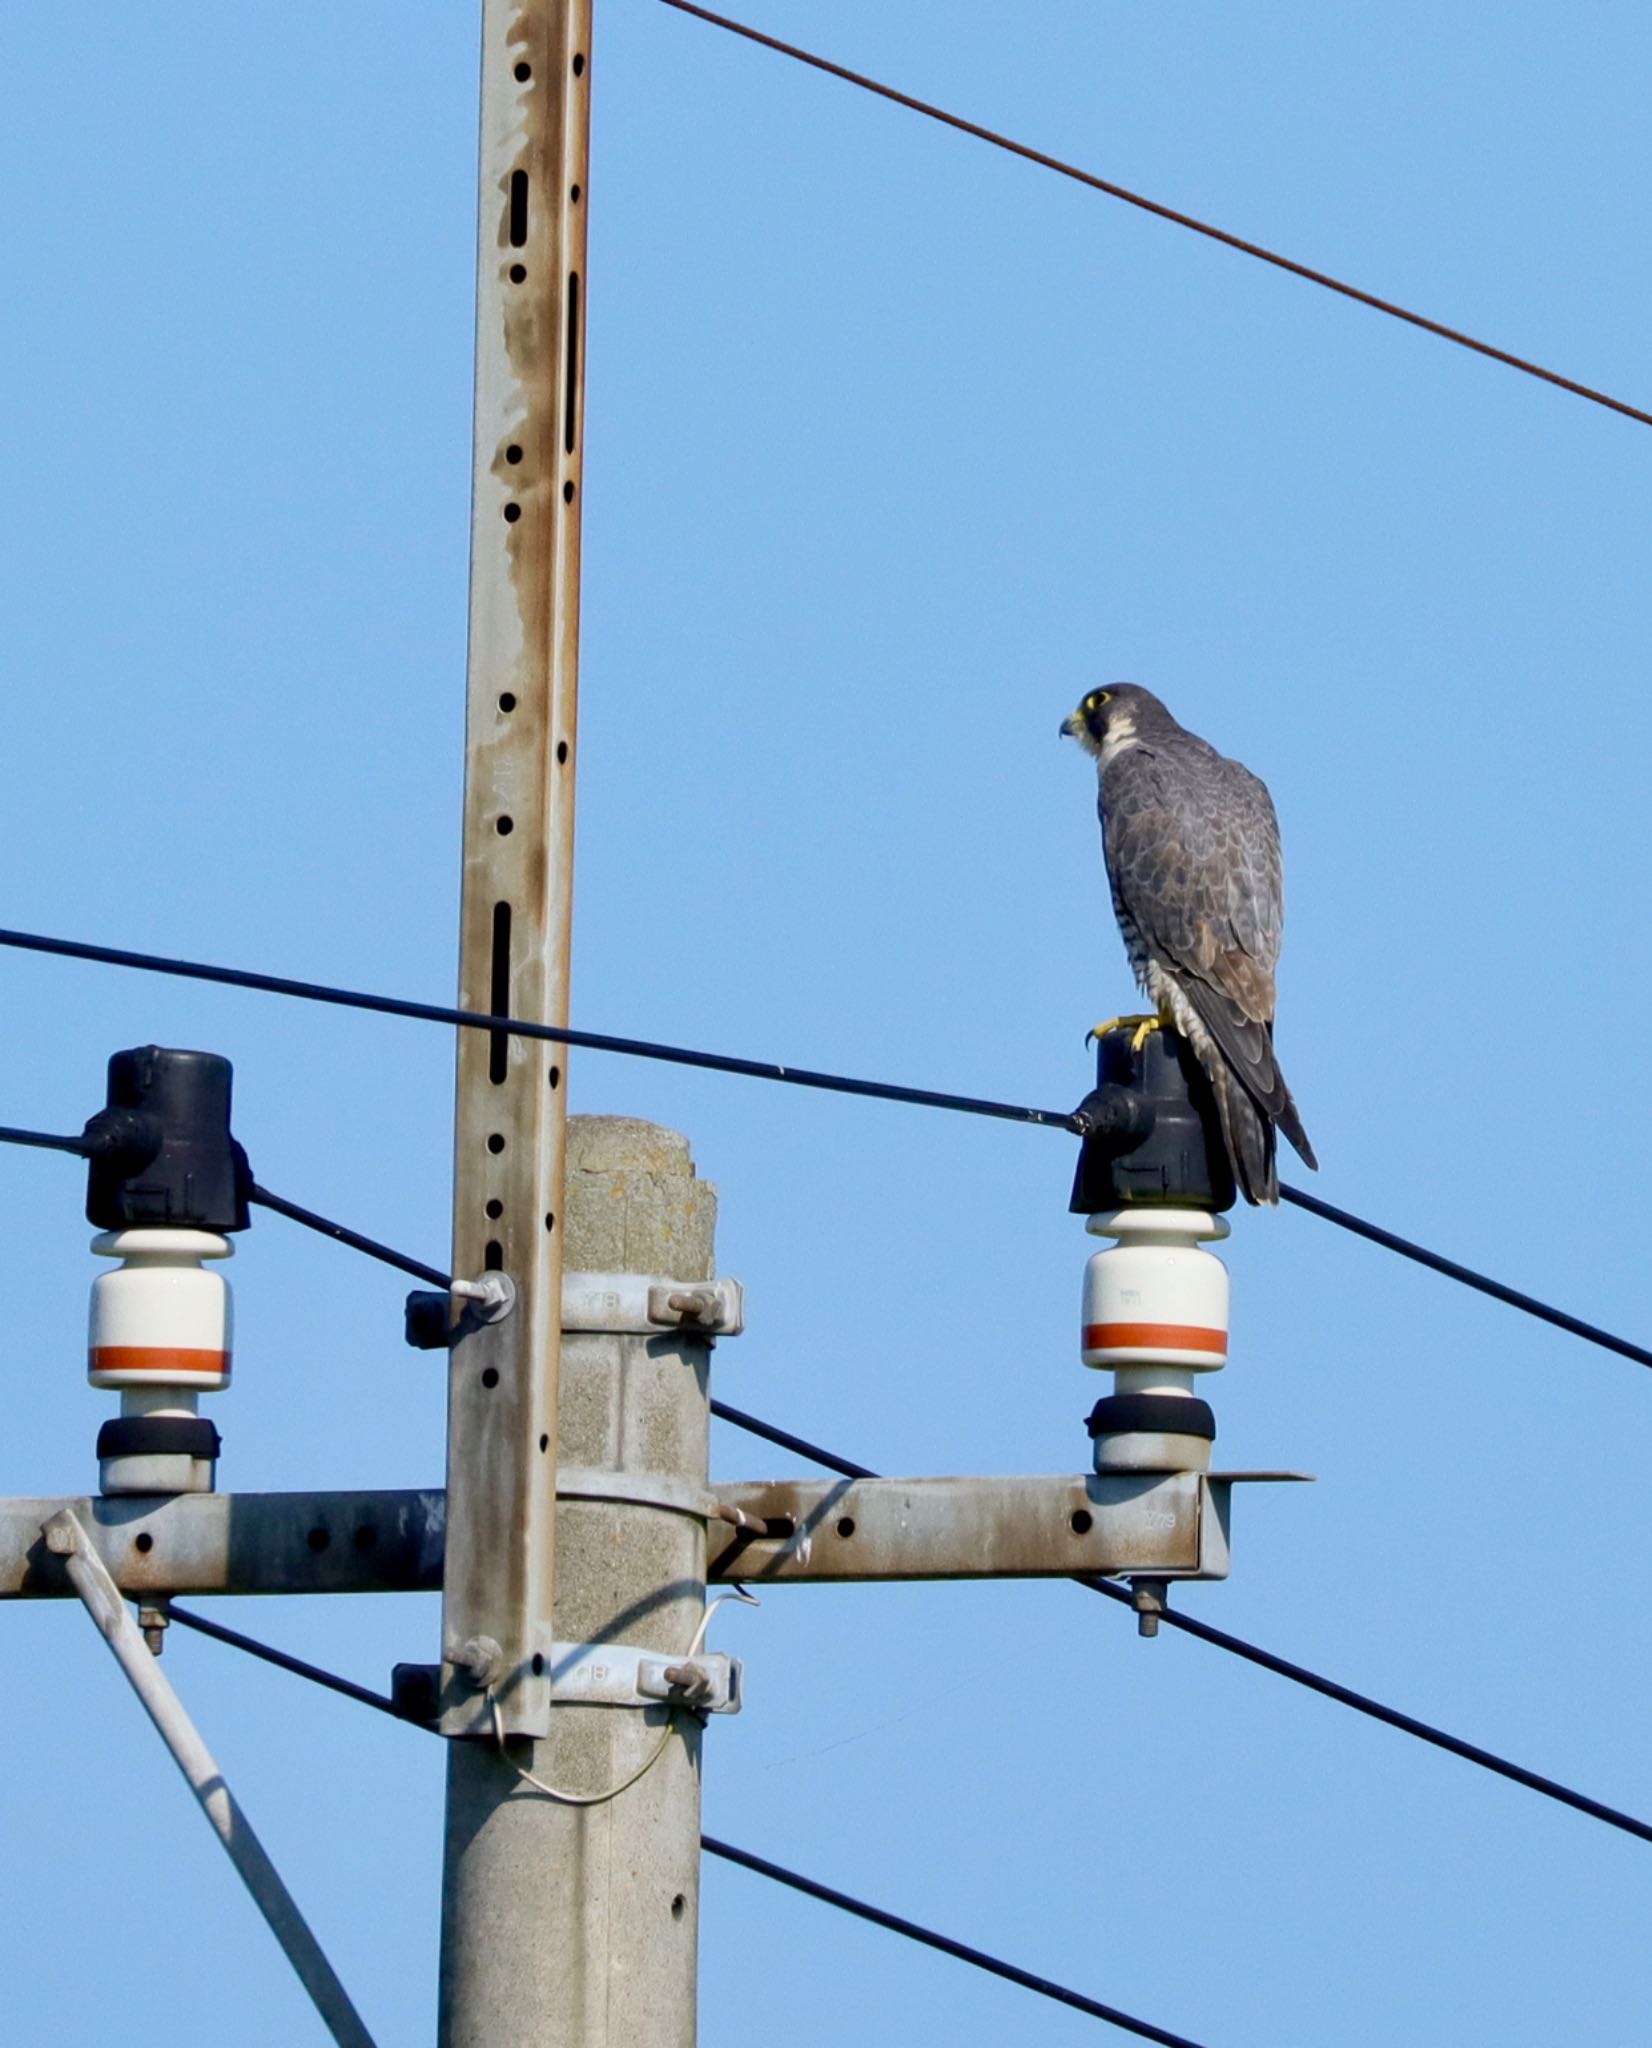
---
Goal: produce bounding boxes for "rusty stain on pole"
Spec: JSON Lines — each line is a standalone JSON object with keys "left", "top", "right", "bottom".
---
{"left": 441, "top": 0, "right": 592, "bottom": 1741}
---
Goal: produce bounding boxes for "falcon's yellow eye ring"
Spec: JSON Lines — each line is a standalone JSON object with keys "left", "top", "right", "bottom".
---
{"left": 1084, "top": 690, "right": 1112, "bottom": 712}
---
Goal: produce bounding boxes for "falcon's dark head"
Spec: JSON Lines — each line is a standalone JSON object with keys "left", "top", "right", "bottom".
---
{"left": 1059, "top": 683, "right": 1174, "bottom": 763}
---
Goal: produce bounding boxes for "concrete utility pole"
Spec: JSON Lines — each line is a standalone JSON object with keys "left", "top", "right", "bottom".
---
{"left": 441, "top": 1118, "right": 720, "bottom": 2044}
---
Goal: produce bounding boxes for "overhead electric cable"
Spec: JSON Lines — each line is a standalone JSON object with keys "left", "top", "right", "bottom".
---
{"left": 1278, "top": 1182, "right": 1652, "bottom": 1369}
{"left": 0, "top": 926, "right": 1076, "bottom": 1131}
{"left": 652, "top": 0, "right": 1652, "bottom": 435}
{"left": 174, "top": 1612, "right": 1200, "bottom": 2045}
{"left": 0, "top": 1123, "right": 86, "bottom": 1156}
{"left": 708, "top": 1402, "right": 1652, "bottom": 1848}
{"left": 701, "top": 1835, "right": 1209, "bottom": 2046}
{"left": 1, "top": 923, "right": 1648, "bottom": 1371}
{"left": 247, "top": 1184, "right": 452, "bottom": 1291}
{"left": 167, "top": 1605, "right": 412, "bottom": 1723}
{"left": 709, "top": 1399, "right": 874, "bottom": 1480}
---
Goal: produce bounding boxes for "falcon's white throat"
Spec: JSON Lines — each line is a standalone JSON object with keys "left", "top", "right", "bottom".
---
{"left": 1099, "top": 710, "right": 1140, "bottom": 766}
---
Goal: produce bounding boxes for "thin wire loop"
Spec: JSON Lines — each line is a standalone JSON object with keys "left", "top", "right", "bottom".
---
{"left": 485, "top": 1691, "right": 682, "bottom": 1808}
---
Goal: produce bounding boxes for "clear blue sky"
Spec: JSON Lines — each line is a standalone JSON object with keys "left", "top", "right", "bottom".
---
{"left": 4, "top": 3, "right": 1651, "bottom": 2041}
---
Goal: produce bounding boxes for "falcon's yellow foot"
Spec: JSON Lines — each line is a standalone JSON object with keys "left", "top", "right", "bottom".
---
{"left": 1087, "top": 1014, "right": 1163, "bottom": 1054}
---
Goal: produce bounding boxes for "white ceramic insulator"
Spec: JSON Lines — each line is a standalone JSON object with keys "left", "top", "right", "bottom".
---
{"left": 1080, "top": 1208, "right": 1230, "bottom": 1372}
{"left": 88, "top": 1229, "right": 234, "bottom": 1390}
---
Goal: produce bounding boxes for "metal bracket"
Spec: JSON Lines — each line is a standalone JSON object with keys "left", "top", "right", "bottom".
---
{"left": 548, "top": 1641, "right": 742, "bottom": 1713}
{"left": 560, "top": 1271, "right": 745, "bottom": 1336}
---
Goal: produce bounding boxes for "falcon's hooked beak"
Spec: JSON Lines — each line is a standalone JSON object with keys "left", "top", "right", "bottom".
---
{"left": 1059, "top": 712, "right": 1082, "bottom": 739}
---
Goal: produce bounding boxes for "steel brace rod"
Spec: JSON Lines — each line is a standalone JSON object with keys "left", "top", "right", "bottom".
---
{"left": 43, "top": 1510, "right": 379, "bottom": 2048}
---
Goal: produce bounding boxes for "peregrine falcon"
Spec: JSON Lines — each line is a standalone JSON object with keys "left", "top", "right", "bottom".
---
{"left": 1061, "top": 683, "right": 1317, "bottom": 1205}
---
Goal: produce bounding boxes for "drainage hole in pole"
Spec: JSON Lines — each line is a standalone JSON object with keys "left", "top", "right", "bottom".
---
{"left": 509, "top": 262, "right": 527, "bottom": 283}
{"left": 481, "top": 1368, "right": 500, "bottom": 1390}
{"left": 539, "top": 1433, "right": 549, "bottom": 1453}
{"left": 485, "top": 1198, "right": 504, "bottom": 1220}
{"left": 484, "top": 1241, "right": 504, "bottom": 1271}
{"left": 487, "top": 1133, "right": 506, "bottom": 1154}
{"left": 556, "top": 741, "right": 569, "bottom": 765}
{"left": 509, "top": 169, "right": 529, "bottom": 247}
{"left": 548, "top": 1064, "right": 561, "bottom": 1088}
{"left": 506, "top": 444, "right": 524, "bottom": 465}
{"left": 498, "top": 692, "right": 517, "bottom": 713}
{"left": 562, "top": 480, "right": 575, "bottom": 503}
{"left": 503, "top": 503, "right": 521, "bottom": 523}
{"left": 570, "top": 184, "right": 582, "bottom": 204}
{"left": 496, "top": 815, "right": 514, "bottom": 835}
{"left": 1070, "top": 1509, "right": 1094, "bottom": 1535}
{"left": 671, "top": 1895, "right": 686, "bottom": 1922}
{"left": 531, "top": 1652, "right": 544, "bottom": 1677}
{"left": 544, "top": 1211, "right": 556, "bottom": 1232}
{"left": 572, "top": 52, "right": 585, "bottom": 75}
{"left": 353, "top": 1526, "right": 378, "bottom": 1553}
{"left": 307, "top": 1528, "right": 331, "bottom": 1554}
{"left": 514, "top": 60, "right": 532, "bottom": 81}
{"left": 134, "top": 1532, "right": 154, "bottom": 1554}
{"left": 835, "top": 1517, "right": 856, "bottom": 1539}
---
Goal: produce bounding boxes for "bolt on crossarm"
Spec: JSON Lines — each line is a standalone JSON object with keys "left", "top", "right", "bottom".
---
{"left": 438, "top": 0, "right": 592, "bottom": 2034}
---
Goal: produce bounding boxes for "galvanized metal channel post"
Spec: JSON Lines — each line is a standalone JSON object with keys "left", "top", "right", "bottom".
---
{"left": 441, "top": 1118, "right": 718, "bottom": 2046}
{"left": 439, "top": 0, "right": 593, "bottom": 2037}
{"left": 439, "top": 0, "right": 590, "bottom": 1738}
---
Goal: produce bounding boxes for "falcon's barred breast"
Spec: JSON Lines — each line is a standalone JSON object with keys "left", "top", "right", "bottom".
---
{"left": 1061, "top": 683, "right": 1317, "bottom": 1205}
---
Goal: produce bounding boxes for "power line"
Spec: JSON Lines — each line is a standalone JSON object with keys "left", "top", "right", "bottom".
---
{"left": 0, "top": 926, "right": 1077, "bottom": 1132}
{"left": 652, "top": 0, "right": 1652, "bottom": 436}
{"left": 708, "top": 1401, "right": 1652, "bottom": 1850}
{"left": 0, "top": 1123, "right": 85, "bottom": 1156}
{"left": 1, "top": 925, "right": 1648, "bottom": 1371}
{"left": 710, "top": 1399, "right": 874, "bottom": 1480}
{"left": 1280, "top": 1183, "right": 1652, "bottom": 1371}
{"left": 247, "top": 1184, "right": 451, "bottom": 1291}
{"left": 1075, "top": 1573, "right": 1652, "bottom": 1846}
{"left": 701, "top": 1835, "right": 1209, "bottom": 2047}
{"left": 172, "top": 1608, "right": 1199, "bottom": 2045}
{"left": 167, "top": 1604, "right": 412, "bottom": 1723}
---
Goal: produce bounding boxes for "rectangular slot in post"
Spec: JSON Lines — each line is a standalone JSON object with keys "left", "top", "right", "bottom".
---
{"left": 489, "top": 901, "right": 512, "bottom": 1083}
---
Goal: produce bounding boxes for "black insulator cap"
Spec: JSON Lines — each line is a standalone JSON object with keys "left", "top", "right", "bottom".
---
{"left": 1069, "top": 1026, "right": 1236, "bottom": 1213}
{"left": 1086, "top": 1393, "right": 1217, "bottom": 1442}
{"left": 84, "top": 1047, "right": 251, "bottom": 1232}
{"left": 96, "top": 1413, "right": 223, "bottom": 1460}
{"left": 404, "top": 1290, "right": 454, "bottom": 1351}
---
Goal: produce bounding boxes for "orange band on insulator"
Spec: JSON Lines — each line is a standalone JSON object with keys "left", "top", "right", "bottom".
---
{"left": 89, "top": 1347, "right": 231, "bottom": 1377}
{"left": 1083, "top": 1323, "right": 1227, "bottom": 1354}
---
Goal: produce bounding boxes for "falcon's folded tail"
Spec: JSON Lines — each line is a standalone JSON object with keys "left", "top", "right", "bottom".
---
{"left": 1179, "top": 984, "right": 1318, "bottom": 1204}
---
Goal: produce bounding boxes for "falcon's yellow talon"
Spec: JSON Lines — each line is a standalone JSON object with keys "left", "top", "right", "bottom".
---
{"left": 1129, "top": 1017, "right": 1162, "bottom": 1055}
{"left": 1086, "top": 1013, "right": 1159, "bottom": 1049}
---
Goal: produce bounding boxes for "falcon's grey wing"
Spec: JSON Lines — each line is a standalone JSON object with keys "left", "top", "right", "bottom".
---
{"left": 1101, "top": 744, "right": 1316, "bottom": 1180}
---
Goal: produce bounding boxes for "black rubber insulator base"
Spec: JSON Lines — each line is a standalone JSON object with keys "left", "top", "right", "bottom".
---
{"left": 97, "top": 1414, "right": 222, "bottom": 1461}
{"left": 1085, "top": 1393, "right": 1216, "bottom": 1442}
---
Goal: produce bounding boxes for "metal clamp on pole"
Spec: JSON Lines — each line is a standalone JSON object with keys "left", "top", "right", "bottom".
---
{"left": 547, "top": 1640, "right": 742, "bottom": 1713}
{"left": 560, "top": 1271, "right": 745, "bottom": 1336}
